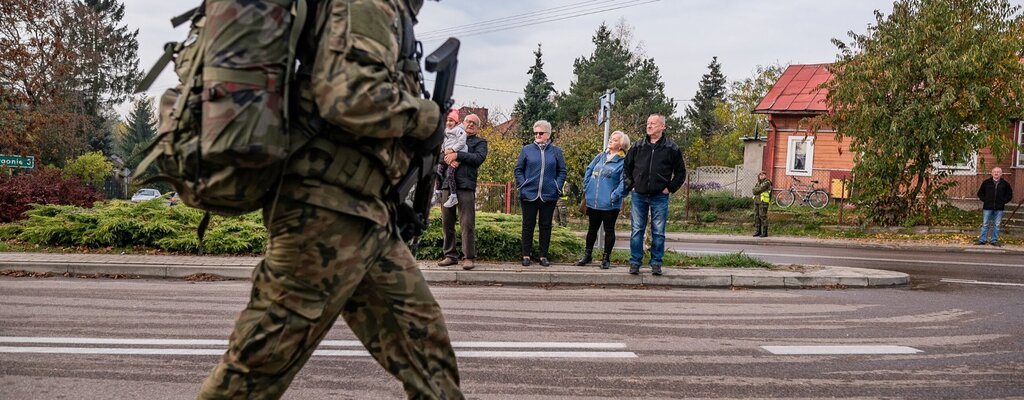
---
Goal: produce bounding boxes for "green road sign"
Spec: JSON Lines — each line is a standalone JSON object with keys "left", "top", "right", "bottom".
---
{"left": 0, "top": 154, "right": 35, "bottom": 169}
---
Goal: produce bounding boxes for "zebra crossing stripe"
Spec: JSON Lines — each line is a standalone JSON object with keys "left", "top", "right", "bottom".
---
{"left": 0, "top": 336, "right": 636, "bottom": 359}
{"left": 761, "top": 345, "right": 922, "bottom": 355}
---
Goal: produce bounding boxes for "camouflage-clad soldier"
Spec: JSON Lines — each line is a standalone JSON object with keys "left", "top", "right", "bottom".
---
{"left": 752, "top": 172, "right": 772, "bottom": 238}
{"left": 197, "top": 0, "right": 463, "bottom": 399}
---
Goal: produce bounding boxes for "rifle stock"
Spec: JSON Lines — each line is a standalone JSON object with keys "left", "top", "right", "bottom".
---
{"left": 396, "top": 38, "right": 460, "bottom": 249}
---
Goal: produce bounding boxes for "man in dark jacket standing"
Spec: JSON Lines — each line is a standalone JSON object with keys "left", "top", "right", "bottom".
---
{"left": 976, "top": 167, "right": 1014, "bottom": 246}
{"left": 624, "top": 114, "right": 686, "bottom": 275}
{"left": 439, "top": 113, "right": 488, "bottom": 269}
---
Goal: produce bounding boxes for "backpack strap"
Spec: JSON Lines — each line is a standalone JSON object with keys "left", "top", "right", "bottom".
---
{"left": 135, "top": 42, "right": 178, "bottom": 94}
{"left": 264, "top": 0, "right": 309, "bottom": 241}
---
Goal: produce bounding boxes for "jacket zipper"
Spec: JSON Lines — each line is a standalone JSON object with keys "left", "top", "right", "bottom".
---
{"left": 648, "top": 141, "right": 656, "bottom": 193}
{"left": 595, "top": 155, "right": 605, "bottom": 208}
{"left": 536, "top": 144, "right": 546, "bottom": 201}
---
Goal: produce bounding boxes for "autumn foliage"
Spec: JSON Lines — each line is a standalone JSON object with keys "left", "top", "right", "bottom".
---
{"left": 0, "top": 168, "right": 104, "bottom": 222}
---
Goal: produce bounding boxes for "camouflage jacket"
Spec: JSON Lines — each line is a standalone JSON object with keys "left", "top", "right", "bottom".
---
{"left": 752, "top": 178, "right": 772, "bottom": 203}
{"left": 282, "top": 0, "right": 438, "bottom": 226}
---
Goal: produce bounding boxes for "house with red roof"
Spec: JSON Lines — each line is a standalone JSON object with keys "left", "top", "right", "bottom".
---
{"left": 753, "top": 63, "right": 1023, "bottom": 207}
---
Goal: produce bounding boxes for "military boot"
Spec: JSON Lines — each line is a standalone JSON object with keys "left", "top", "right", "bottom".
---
{"left": 600, "top": 253, "right": 611, "bottom": 270}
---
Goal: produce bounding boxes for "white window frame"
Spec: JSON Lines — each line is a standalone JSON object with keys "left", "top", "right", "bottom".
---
{"left": 786, "top": 136, "right": 815, "bottom": 177}
{"left": 1016, "top": 121, "right": 1024, "bottom": 168}
{"left": 933, "top": 151, "right": 977, "bottom": 175}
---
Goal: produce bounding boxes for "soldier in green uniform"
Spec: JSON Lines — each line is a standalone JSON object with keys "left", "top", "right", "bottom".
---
{"left": 752, "top": 172, "right": 772, "bottom": 238}
{"left": 197, "top": 0, "right": 463, "bottom": 398}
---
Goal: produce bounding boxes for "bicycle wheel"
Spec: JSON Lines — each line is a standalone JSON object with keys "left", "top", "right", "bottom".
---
{"left": 807, "top": 190, "right": 830, "bottom": 209}
{"left": 775, "top": 190, "right": 795, "bottom": 208}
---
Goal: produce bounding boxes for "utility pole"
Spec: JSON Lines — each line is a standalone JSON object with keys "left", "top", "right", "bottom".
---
{"left": 594, "top": 89, "right": 616, "bottom": 255}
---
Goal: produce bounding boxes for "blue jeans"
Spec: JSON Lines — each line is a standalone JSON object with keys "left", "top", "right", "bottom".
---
{"left": 979, "top": 209, "right": 1004, "bottom": 243}
{"left": 630, "top": 192, "right": 669, "bottom": 266}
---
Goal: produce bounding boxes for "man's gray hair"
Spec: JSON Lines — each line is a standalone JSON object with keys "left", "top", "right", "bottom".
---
{"left": 533, "top": 120, "right": 552, "bottom": 133}
{"left": 649, "top": 113, "right": 667, "bottom": 125}
{"left": 612, "top": 130, "right": 631, "bottom": 151}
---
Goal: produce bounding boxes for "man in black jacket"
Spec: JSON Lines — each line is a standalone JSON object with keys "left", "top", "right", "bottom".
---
{"left": 439, "top": 113, "right": 489, "bottom": 269}
{"left": 623, "top": 114, "right": 686, "bottom": 275}
{"left": 976, "top": 167, "right": 1014, "bottom": 246}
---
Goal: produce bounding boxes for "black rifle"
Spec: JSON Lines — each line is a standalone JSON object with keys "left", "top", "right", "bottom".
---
{"left": 395, "top": 38, "right": 460, "bottom": 250}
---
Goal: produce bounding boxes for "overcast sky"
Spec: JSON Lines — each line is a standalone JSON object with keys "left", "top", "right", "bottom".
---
{"left": 120, "top": 0, "right": 903, "bottom": 122}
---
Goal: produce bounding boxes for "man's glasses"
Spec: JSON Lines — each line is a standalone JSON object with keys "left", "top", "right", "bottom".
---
{"left": 464, "top": 121, "right": 478, "bottom": 126}
{"left": 534, "top": 131, "right": 547, "bottom": 135}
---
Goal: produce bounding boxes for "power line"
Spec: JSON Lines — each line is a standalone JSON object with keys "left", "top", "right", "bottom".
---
{"left": 426, "top": 78, "right": 523, "bottom": 95}
{"left": 419, "top": 0, "right": 620, "bottom": 37}
{"left": 420, "top": 0, "right": 660, "bottom": 42}
{"left": 421, "top": 0, "right": 656, "bottom": 41}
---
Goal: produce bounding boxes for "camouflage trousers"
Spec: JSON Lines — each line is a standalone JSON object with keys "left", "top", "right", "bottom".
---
{"left": 198, "top": 200, "right": 463, "bottom": 399}
{"left": 754, "top": 202, "right": 769, "bottom": 232}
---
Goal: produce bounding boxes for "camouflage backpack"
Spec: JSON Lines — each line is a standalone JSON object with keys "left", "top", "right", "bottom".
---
{"left": 134, "top": 0, "right": 309, "bottom": 223}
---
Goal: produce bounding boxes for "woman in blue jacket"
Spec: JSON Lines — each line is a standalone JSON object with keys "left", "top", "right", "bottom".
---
{"left": 515, "top": 120, "right": 567, "bottom": 267}
{"left": 576, "top": 130, "right": 630, "bottom": 269}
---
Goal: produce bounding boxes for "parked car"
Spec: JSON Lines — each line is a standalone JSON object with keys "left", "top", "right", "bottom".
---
{"left": 130, "top": 188, "right": 161, "bottom": 202}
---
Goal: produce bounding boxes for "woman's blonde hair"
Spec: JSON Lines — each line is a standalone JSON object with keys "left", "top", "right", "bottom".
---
{"left": 611, "top": 130, "right": 631, "bottom": 151}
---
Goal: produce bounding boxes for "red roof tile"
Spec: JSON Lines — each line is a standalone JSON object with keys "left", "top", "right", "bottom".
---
{"left": 754, "top": 64, "right": 832, "bottom": 114}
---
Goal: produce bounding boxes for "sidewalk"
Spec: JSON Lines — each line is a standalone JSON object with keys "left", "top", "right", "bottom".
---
{"left": 0, "top": 252, "right": 909, "bottom": 288}
{"left": 610, "top": 232, "right": 1024, "bottom": 254}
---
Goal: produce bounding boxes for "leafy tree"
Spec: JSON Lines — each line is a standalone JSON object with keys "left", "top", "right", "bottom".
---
{"left": 0, "top": 0, "right": 140, "bottom": 165}
{"left": 684, "top": 56, "right": 728, "bottom": 146}
{"left": 62, "top": 151, "right": 114, "bottom": 187}
{"left": 512, "top": 44, "right": 557, "bottom": 145}
{"left": 818, "top": 0, "right": 1024, "bottom": 225}
{"left": 476, "top": 127, "right": 521, "bottom": 185}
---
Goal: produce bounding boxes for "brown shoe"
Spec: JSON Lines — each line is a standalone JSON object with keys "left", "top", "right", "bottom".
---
{"left": 437, "top": 257, "right": 458, "bottom": 267}
{"left": 462, "top": 259, "right": 475, "bottom": 270}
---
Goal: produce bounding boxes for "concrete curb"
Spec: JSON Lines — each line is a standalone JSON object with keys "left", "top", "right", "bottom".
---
{"left": 0, "top": 259, "right": 910, "bottom": 289}
{"left": 609, "top": 233, "right": 1024, "bottom": 254}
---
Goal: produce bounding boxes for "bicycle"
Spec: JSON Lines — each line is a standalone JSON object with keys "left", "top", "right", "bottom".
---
{"left": 774, "top": 176, "right": 831, "bottom": 209}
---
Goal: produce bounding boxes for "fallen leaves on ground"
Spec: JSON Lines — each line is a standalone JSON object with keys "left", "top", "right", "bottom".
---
{"left": 184, "top": 273, "right": 226, "bottom": 282}
{"left": 0, "top": 270, "right": 52, "bottom": 278}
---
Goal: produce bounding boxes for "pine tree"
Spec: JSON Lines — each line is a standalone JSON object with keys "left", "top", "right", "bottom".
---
{"left": 117, "top": 97, "right": 156, "bottom": 173}
{"left": 555, "top": 22, "right": 678, "bottom": 139}
{"left": 512, "top": 44, "right": 557, "bottom": 144}
{"left": 685, "top": 56, "right": 728, "bottom": 144}
{"left": 555, "top": 23, "right": 632, "bottom": 126}
{"left": 618, "top": 57, "right": 677, "bottom": 135}
{"left": 67, "top": 0, "right": 142, "bottom": 155}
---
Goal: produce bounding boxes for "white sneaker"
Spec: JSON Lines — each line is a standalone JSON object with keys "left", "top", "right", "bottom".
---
{"left": 443, "top": 194, "right": 459, "bottom": 208}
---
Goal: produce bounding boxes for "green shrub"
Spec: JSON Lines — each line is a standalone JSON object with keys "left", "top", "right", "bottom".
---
{"left": 699, "top": 211, "right": 717, "bottom": 223}
{"left": 689, "top": 192, "right": 754, "bottom": 213}
{"left": 415, "top": 211, "right": 583, "bottom": 262}
{"left": 3, "top": 200, "right": 266, "bottom": 254}
{"left": 608, "top": 250, "right": 770, "bottom": 268}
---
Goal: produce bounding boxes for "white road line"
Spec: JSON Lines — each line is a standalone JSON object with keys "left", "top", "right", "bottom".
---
{"left": 0, "top": 337, "right": 626, "bottom": 349}
{"left": 0, "top": 346, "right": 637, "bottom": 359}
{"left": 940, "top": 278, "right": 1024, "bottom": 287}
{"left": 666, "top": 248, "right": 1024, "bottom": 269}
{"left": 761, "top": 345, "right": 922, "bottom": 355}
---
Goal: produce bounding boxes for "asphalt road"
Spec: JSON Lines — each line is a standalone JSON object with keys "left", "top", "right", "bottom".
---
{"left": 629, "top": 239, "right": 1023, "bottom": 288}
{"left": 1, "top": 275, "right": 1022, "bottom": 399}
